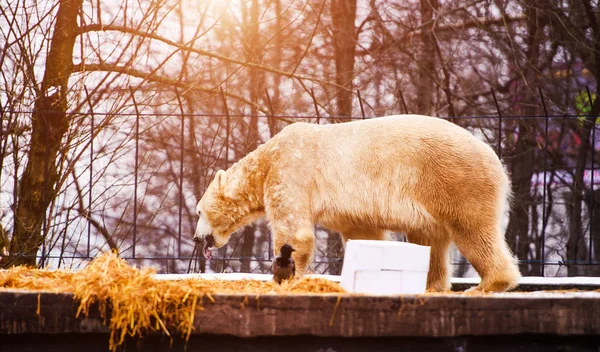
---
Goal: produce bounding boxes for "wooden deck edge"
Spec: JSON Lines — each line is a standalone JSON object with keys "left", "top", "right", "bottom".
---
{"left": 155, "top": 273, "right": 600, "bottom": 292}
{"left": 1, "top": 290, "right": 599, "bottom": 337}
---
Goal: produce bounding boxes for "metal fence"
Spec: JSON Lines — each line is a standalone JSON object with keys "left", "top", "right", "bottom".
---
{"left": 2, "top": 93, "right": 600, "bottom": 277}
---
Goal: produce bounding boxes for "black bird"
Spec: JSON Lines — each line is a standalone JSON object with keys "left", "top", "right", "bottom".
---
{"left": 273, "top": 244, "right": 296, "bottom": 284}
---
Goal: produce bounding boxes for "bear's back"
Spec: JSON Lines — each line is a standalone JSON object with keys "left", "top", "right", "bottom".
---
{"left": 271, "top": 115, "right": 499, "bottom": 171}
{"left": 259, "top": 115, "right": 509, "bottom": 233}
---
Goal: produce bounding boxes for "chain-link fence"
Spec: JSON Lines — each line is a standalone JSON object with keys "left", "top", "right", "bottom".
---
{"left": 2, "top": 105, "right": 600, "bottom": 277}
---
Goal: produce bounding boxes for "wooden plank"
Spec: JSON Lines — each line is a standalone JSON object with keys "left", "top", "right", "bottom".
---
{"left": 1, "top": 290, "right": 599, "bottom": 337}
{"left": 3, "top": 334, "right": 600, "bottom": 352}
{"left": 194, "top": 293, "right": 600, "bottom": 337}
{"left": 0, "top": 290, "right": 107, "bottom": 334}
{"left": 155, "top": 273, "right": 600, "bottom": 291}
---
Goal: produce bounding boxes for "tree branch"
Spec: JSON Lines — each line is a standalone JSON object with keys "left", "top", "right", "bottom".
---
{"left": 361, "top": 14, "right": 526, "bottom": 56}
{"left": 72, "top": 62, "right": 268, "bottom": 114}
{"left": 579, "top": 0, "right": 598, "bottom": 33}
{"left": 70, "top": 167, "right": 119, "bottom": 252}
{"left": 78, "top": 24, "right": 347, "bottom": 92}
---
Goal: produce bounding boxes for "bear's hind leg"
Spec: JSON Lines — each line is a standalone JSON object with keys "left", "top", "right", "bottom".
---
{"left": 450, "top": 224, "right": 521, "bottom": 292}
{"left": 406, "top": 227, "right": 452, "bottom": 292}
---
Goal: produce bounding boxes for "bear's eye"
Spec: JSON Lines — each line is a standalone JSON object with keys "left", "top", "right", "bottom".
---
{"left": 196, "top": 210, "right": 202, "bottom": 217}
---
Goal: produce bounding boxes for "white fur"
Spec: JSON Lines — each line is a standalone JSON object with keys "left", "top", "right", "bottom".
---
{"left": 194, "top": 211, "right": 213, "bottom": 240}
{"left": 195, "top": 115, "right": 521, "bottom": 292}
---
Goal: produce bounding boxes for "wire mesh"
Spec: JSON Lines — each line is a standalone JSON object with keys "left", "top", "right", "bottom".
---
{"left": 1, "top": 108, "right": 600, "bottom": 277}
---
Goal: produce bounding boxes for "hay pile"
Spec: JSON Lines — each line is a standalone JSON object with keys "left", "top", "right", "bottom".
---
{"left": 0, "top": 252, "right": 345, "bottom": 350}
{"left": 0, "top": 264, "right": 79, "bottom": 293}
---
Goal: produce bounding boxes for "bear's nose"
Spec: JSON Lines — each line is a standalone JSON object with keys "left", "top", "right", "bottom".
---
{"left": 193, "top": 236, "right": 202, "bottom": 243}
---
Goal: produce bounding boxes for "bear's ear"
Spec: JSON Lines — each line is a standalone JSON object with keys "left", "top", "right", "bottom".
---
{"left": 215, "top": 170, "right": 227, "bottom": 190}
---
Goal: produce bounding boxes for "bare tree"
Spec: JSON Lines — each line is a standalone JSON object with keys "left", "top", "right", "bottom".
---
{"left": 2, "top": 0, "right": 84, "bottom": 267}
{"left": 2, "top": 0, "right": 599, "bottom": 277}
{"left": 331, "top": 0, "right": 357, "bottom": 118}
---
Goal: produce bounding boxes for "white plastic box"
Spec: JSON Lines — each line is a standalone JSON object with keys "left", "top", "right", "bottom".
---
{"left": 340, "top": 240, "right": 431, "bottom": 295}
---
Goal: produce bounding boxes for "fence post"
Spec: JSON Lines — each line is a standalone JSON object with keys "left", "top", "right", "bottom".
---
{"left": 220, "top": 87, "right": 230, "bottom": 169}
{"left": 175, "top": 89, "right": 185, "bottom": 259}
{"left": 128, "top": 86, "right": 140, "bottom": 259}
{"left": 264, "top": 89, "right": 275, "bottom": 259}
{"left": 586, "top": 86, "right": 596, "bottom": 265}
{"left": 40, "top": 104, "right": 52, "bottom": 268}
{"left": 539, "top": 87, "right": 550, "bottom": 276}
{"left": 83, "top": 86, "right": 94, "bottom": 259}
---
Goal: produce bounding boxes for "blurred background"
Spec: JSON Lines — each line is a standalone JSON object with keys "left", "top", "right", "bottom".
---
{"left": 1, "top": 0, "right": 600, "bottom": 277}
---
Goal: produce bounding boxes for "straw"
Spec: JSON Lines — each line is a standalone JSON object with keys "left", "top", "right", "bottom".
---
{"left": 0, "top": 252, "right": 345, "bottom": 351}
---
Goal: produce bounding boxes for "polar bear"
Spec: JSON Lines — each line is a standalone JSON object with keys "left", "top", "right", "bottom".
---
{"left": 194, "top": 114, "right": 521, "bottom": 292}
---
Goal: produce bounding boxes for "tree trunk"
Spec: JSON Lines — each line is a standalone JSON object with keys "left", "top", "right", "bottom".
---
{"left": 178, "top": 0, "right": 206, "bottom": 273}
{"left": 568, "top": 118, "right": 593, "bottom": 276}
{"left": 505, "top": 3, "right": 542, "bottom": 276}
{"left": 267, "top": 0, "right": 283, "bottom": 138}
{"left": 330, "top": 0, "right": 357, "bottom": 119}
{"left": 328, "top": 0, "right": 357, "bottom": 273}
{"left": 326, "top": 230, "right": 343, "bottom": 275}
{"left": 415, "top": 0, "right": 438, "bottom": 116}
{"left": 239, "top": 0, "right": 261, "bottom": 269}
{"left": 505, "top": 120, "right": 536, "bottom": 275}
{"left": 587, "top": 189, "right": 600, "bottom": 276}
{"left": 245, "top": 0, "right": 261, "bottom": 152}
{"left": 2, "top": 0, "right": 83, "bottom": 267}
{"left": 565, "top": 0, "right": 600, "bottom": 276}
{"left": 0, "top": 223, "right": 8, "bottom": 259}
{"left": 239, "top": 225, "right": 255, "bottom": 273}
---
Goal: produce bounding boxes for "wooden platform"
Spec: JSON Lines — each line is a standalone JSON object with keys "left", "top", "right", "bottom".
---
{"left": 158, "top": 273, "right": 600, "bottom": 291}
{"left": 1, "top": 289, "right": 599, "bottom": 351}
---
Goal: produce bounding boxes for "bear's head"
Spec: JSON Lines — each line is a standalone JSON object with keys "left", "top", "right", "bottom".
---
{"left": 194, "top": 170, "right": 240, "bottom": 258}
